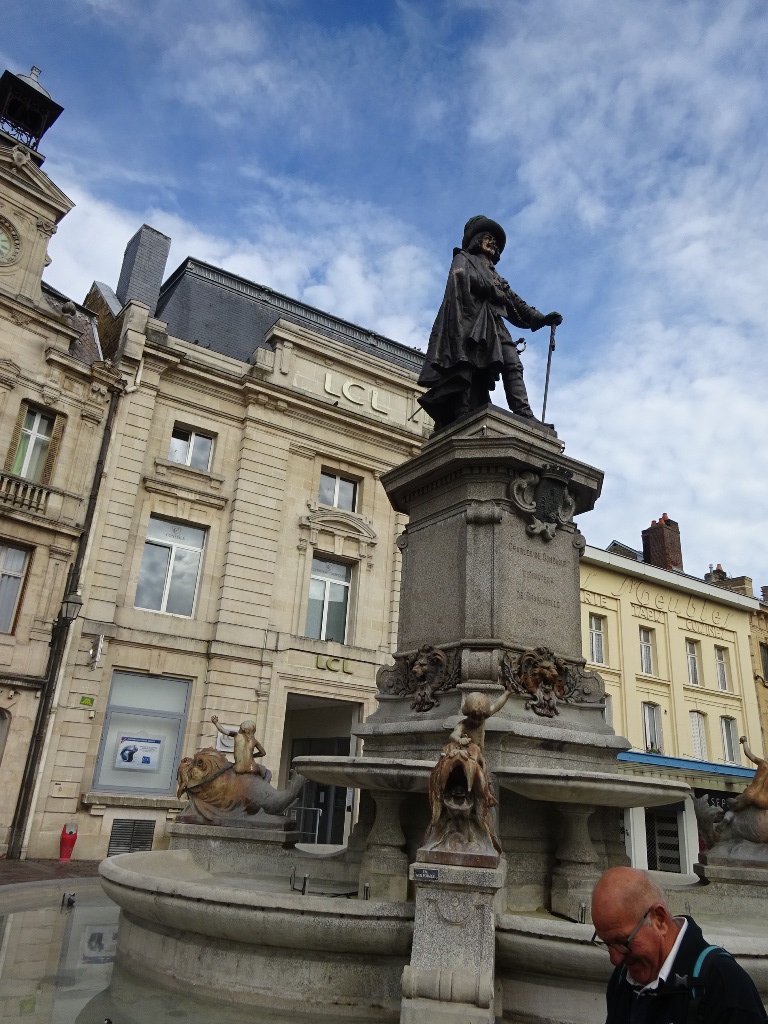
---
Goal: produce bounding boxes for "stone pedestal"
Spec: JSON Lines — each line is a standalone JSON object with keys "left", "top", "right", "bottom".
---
{"left": 166, "top": 819, "right": 301, "bottom": 875}
{"left": 401, "top": 860, "right": 506, "bottom": 1024}
{"left": 550, "top": 804, "right": 598, "bottom": 921}
{"left": 382, "top": 405, "right": 603, "bottom": 662}
{"left": 358, "top": 791, "right": 408, "bottom": 901}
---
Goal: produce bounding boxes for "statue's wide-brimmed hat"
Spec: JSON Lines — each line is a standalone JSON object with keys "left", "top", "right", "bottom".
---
{"left": 462, "top": 215, "right": 506, "bottom": 254}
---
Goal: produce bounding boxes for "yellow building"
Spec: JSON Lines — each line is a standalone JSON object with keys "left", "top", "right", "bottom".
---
{"left": 579, "top": 517, "right": 762, "bottom": 875}
{"left": 701, "top": 566, "right": 768, "bottom": 757}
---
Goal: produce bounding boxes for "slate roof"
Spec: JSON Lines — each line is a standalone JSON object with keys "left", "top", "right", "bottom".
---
{"left": 42, "top": 281, "right": 103, "bottom": 365}
{"left": 155, "top": 257, "right": 424, "bottom": 374}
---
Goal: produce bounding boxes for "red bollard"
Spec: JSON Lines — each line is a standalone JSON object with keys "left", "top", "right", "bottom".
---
{"left": 59, "top": 822, "right": 77, "bottom": 862}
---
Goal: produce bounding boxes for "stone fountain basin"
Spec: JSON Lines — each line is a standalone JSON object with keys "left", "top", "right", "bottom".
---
{"left": 295, "top": 759, "right": 690, "bottom": 810}
{"left": 496, "top": 767, "right": 689, "bottom": 807}
{"left": 100, "top": 849, "right": 413, "bottom": 956}
{"left": 293, "top": 755, "right": 434, "bottom": 791}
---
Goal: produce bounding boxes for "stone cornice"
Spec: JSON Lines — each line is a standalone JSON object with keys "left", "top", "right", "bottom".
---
{"left": 266, "top": 318, "right": 424, "bottom": 384}
{"left": 0, "top": 148, "right": 73, "bottom": 218}
{"left": 582, "top": 546, "right": 759, "bottom": 611}
{"left": 142, "top": 474, "right": 228, "bottom": 510}
{"left": 0, "top": 294, "right": 79, "bottom": 340}
{"left": 45, "top": 345, "right": 122, "bottom": 383}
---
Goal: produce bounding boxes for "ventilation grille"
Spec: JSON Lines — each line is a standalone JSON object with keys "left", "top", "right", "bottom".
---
{"left": 107, "top": 818, "right": 156, "bottom": 856}
{"left": 645, "top": 809, "right": 681, "bottom": 873}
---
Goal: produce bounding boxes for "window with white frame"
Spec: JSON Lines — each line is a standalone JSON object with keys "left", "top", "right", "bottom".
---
{"left": 642, "top": 702, "right": 663, "bottom": 753}
{"left": 589, "top": 614, "right": 605, "bottom": 664}
{"left": 135, "top": 517, "right": 206, "bottom": 617}
{"left": 639, "top": 627, "right": 654, "bottom": 675}
{"left": 10, "top": 406, "right": 56, "bottom": 482}
{"left": 93, "top": 671, "right": 190, "bottom": 793}
{"left": 318, "top": 471, "right": 357, "bottom": 512}
{"left": 168, "top": 426, "right": 213, "bottom": 471}
{"left": 690, "top": 710, "right": 708, "bottom": 760}
{"left": 685, "top": 639, "right": 700, "bottom": 686}
{"left": 714, "top": 647, "right": 730, "bottom": 691}
{"left": 305, "top": 557, "right": 351, "bottom": 643}
{"left": 721, "top": 716, "right": 739, "bottom": 763}
{"left": 0, "top": 542, "right": 29, "bottom": 633}
{"left": 761, "top": 643, "right": 768, "bottom": 681}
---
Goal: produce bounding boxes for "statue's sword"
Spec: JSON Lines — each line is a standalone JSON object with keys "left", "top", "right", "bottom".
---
{"left": 541, "top": 324, "right": 557, "bottom": 422}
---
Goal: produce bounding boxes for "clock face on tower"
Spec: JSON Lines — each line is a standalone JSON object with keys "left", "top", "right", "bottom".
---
{"left": 0, "top": 216, "right": 22, "bottom": 266}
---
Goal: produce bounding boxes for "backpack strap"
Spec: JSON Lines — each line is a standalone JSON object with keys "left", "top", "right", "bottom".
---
{"left": 688, "top": 945, "right": 732, "bottom": 1024}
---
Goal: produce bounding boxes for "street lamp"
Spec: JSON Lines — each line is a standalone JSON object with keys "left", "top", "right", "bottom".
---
{"left": 59, "top": 591, "right": 83, "bottom": 625}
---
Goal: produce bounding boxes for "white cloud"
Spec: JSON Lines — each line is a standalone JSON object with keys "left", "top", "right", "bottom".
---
{"left": 460, "top": 1, "right": 768, "bottom": 585}
{"left": 29, "top": 0, "right": 768, "bottom": 588}
{"left": 44, "top": 169, "right": 437, "bottom": 352}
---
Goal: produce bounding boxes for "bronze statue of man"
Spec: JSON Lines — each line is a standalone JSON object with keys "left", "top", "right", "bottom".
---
{"left": 418, "top": 215, "right": 562, "bottom": 430}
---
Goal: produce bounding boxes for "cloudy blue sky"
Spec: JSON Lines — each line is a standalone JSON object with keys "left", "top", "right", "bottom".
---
{"left": 6, "top": 1, "right": 768, "bottom": 589}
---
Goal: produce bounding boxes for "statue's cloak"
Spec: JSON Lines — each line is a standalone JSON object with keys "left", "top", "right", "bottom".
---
{"left": 418, "top": 248, "right": 547, "bottom": 421}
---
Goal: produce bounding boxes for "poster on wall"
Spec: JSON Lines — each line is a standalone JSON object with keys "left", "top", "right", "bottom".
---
{"left": 81, "top": 923, "right": 119, "bottom": 965}
{"left": 114, "top": 735, "right": 162, "bottom": 771}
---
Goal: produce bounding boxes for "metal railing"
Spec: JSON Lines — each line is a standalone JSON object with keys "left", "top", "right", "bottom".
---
{"left": 292, "top": 804, "right": 322, "bottom": 844}
{"left": 0, "top": 471, "right": 50, "bottom": 513}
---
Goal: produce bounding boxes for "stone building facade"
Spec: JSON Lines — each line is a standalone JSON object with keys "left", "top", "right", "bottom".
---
{"left": 22, "top": 226, "right": 429, "bottom": 859}
{"left": 0, "top": 107, "right": 122, "bottom": 856}
{"left": 579, "top": 517, "right": 763, "bottom": 875}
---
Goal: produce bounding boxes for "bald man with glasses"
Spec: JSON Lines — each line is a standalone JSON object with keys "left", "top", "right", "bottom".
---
{"left": 591, "top": 867, "right": 766, "bottom": 1023}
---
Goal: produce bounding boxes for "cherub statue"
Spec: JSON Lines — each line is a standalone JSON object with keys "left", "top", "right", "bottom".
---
{"left": 419, "top": 687, "right": 512, "bottom": 865}
{"left": 211, "top": 716, "right": 267, "bottom": 776}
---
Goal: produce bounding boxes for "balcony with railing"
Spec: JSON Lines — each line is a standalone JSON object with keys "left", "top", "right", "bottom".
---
{"left": 0, "top": 470, "right": 81, "bottom": 523}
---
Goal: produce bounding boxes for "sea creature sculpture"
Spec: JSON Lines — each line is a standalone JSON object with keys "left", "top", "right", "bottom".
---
{"left": 176, "top": 748, "right": 305, "bottom": 827}
{"left": 419, "top": 686, "right": 512, "bottom": 866}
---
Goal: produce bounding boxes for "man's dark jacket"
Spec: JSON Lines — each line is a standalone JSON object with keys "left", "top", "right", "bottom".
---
{"left": 604, "top": 916, "right": 766, "bottom": 1023}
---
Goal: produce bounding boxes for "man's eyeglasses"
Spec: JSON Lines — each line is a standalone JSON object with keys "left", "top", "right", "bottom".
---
{"left": 591, "top": 907, "right": 652, "bottom": 955}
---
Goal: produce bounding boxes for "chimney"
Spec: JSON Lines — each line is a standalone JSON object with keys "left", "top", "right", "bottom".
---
{"left": 704, "top": 563, "right": 728, "bottom": 585}
{"left": 115, "top": 224, "right": 171, "bottom": 313}
{"left": 762, "top": 586, "right": 768, "bottom": 604}
{"left": 641, "top": 513, "right": 683, "bottom": 572}
{"left": 704, "top": 569, "right": 754, "bottom": 597}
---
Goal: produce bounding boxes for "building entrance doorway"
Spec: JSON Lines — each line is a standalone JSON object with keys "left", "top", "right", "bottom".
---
{"left": 645, "top": 803, "right": 682, "bottom": 872}
{"left": 291, "top": 735, "right": 349, "bottom": 844}
{"left": 281, "top": 694, "right": 360, "bottom": 846}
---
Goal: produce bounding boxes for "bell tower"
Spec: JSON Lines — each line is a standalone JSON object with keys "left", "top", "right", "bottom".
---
{"left": 0, "top": 67, "right": 72, "bottom": 306}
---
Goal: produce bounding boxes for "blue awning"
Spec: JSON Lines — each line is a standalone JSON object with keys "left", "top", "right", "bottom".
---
{"left": 617, "top": 750, "right": 755, "bottom": 779}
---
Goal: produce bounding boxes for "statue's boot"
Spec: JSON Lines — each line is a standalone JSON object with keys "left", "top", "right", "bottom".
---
{"left": 502, "top": 367, "right": 536, "bottom": 419}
